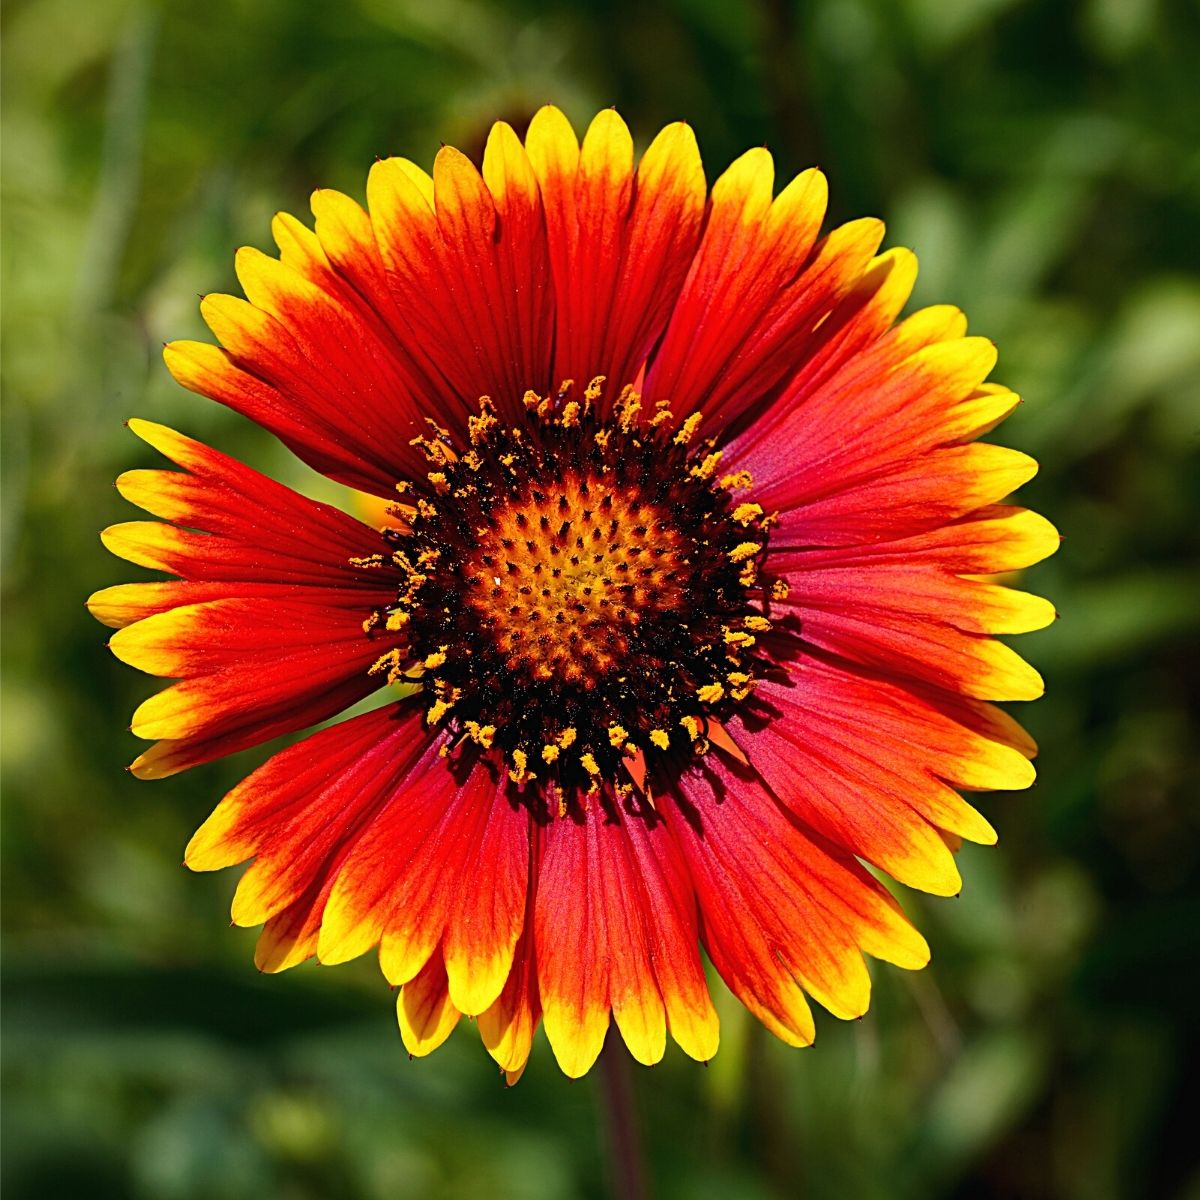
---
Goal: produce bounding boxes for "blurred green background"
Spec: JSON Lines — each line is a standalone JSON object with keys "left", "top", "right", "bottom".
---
{"left": 3, "top": 0, "right": 1198, "bottom": 1197}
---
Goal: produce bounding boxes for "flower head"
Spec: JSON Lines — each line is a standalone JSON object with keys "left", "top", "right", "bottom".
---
{"left": 90, "top": 106, "right": 1057, "bottom": 1081}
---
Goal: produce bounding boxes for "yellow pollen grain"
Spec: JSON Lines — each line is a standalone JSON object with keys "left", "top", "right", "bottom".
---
{"left": 732, "top": 502, "right": 764, "bottom": 526}
{"left": 697, "top": 683, "right": 725, "bottom": 704}
{"left": 690, "top": 451, "right": 723, "bottom": 480}
{"left": 617, "top": 387, "right": 642, "bottom": 431}
{"left": 649, "top": 729, "right": 670, "bottom": 750}
{"left": 649, "top": 408, "right": 673, "bottom": 428}
{"left": 580, "top": 752, "right": 600, "bottom": 776}
{"left": 541, "top": 743, "right": 560, "bottom": 764}
{"left": 607, "top": 724, "right": 629, "bottom": 748}
{"left": 464, "top": 721, "right": 496, "bottom": 748}
{"left": 417, "top": 499, "right": 437, "bottom": 519}
{"left": 369, "top": 648, "right": 403, "bottom": 677}
{"left": 585, "top": 376, "right": 606, "bottom": 403}
{"left": 743, "top": 616, "right": 771, "bottom": 632}
{"left": 362, "top": 612, "right": 380, "bottom": 634}
{"left": 423, "top": 648, "right": 447, "bottom": 669}
{"left": 348, "top": 553, "right": 385, "bottom": 569}
{"left": 426, "top": 698, "right": 453, "bottom": 725}
{"left": 719, "top": 470, "right": 754, "bottom": 490}
{"left": 427, "top": 471, "right": 450, "bottom": 493}
{"left": 771, "top": 579, "right": 790, "bottom": 600}
{"left": 673, "top": 413, "right": 703, "bottom": 445}
{"left": 594, "top": 428, "right": 612, "bottom": 448}
{"left": 508, "top": 748, "right": 533, "bottom": 784}
{"left": 394, "top": 480, "right": 412, "bottom": 495}
{"left": 556, "top": 727, "right": 578, "bottom": 749}
{"left": 560, "top": 401, "right": 581, "bottom": 428}
{"left": 522, "top": 389, "right": 542, "bottom": 410}
{"left": 680, "top": 715, "right": 702, "bottom": 741}
{"left": 729, "top": 542, "right": 761, "bottom": 563}
{"left": 727, "top": 671, "right": 755, "bottom": 700}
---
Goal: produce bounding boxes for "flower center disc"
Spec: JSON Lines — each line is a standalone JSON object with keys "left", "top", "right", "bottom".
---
{"left": 370, "top": 382, "right": 778, "bottom": 796}
{"left": 463, "top": 472, "right": 690, "bottom": 688}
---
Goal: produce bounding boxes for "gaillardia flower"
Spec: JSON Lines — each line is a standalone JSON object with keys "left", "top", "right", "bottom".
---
{"left": 90, "top": 106, "right": 1056, "bottom": 1081}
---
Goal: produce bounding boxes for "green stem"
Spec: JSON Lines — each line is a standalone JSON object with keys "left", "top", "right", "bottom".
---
{"left": 597, "top": 1033, "right": 650, "bottom": 1200}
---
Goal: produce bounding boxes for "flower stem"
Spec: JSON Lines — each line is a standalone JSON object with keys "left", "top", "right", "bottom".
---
{"left": 597, "top": 1032, "right": 650, "bottom": 1200}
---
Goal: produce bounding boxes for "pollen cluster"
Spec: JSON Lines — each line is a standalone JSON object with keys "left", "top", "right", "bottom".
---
{"left": 363, "top": 381, "right": 780, "bottom": 800}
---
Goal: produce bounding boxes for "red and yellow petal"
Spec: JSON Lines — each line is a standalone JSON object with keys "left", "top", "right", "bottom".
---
{"left": 771, "top": 505, "right": 1060, "bottom": 578}
{"left": 189, "top": 701, "right": 424, "bottom": 910}
{"left": 398, "top": 950, "right": 463, "bottom": 1058}
{"left": 317, "top": 753, "right": 528, "bottom": 1020}
{"left": 649, "top": 158, "right": 893, "bottom": 431}
{"left": 664, "top": 758, "right": 928, "bottom": 1038}
{"left": 253, "top": 876, "right": 328, "bottom": 974}
{"left": 617, "top": 803, "right": 721, "bottom": 1063}
{"left": 442, "top": 781, "right": 530, "bottom": 1015}
{"left": 163, "top": 344, "right": 394, "bottom": 500}
{"left": 362, "top": 135, "right": 555, "bottom": 420}
{"left": 766, "top": 505, "right": 1056, "bottom": 702}
{"left": 88, "top": 581, "right": 297, "bottom": 630}
{"left": 104, "top": 420, "right": 393, "bottom": 587}
{"left": 478, "top": 863, "right": 542, "bottom": 1078}
{"left": 533, "top": 813, "right": 612, "bottom": 1076}
{"left": 526, "top": 106, "right": 707, "bottom": 400}
{"left": 534, "top": 797, "right": 719, "bottom": 1077}
{"left": 768, "top": 441, "right": 1041, "bottom": 549}
{"left": 734, "top": 298, "right": 1040, "bottom": 548}
{"left": 109, "top": 597, "right": 400, "bottom": 774}
{"left": 743, "top": 659, "right": 1034, "bottom": 895}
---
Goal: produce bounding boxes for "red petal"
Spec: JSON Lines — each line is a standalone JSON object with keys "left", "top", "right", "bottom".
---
{"left": 526, "top": 107, "right": 707, "bottom": 400}
{"left": 663, "top": 758, "right": 928, "bottom": 1044}
{"left": 100, "top": 420, "right": 395, "bottom": 587}
{"left": 319, "top": 751, "right": 526, "bottom": 1017}
{"left": 743, "top": 660, "right": 1026, "bottom": 895}
{"left": 110, "top": 597, "right": 400, "bottom": 775}
{"left": 479, "top": 833, "right": 543, "bottom": 1076}
{"left": 189, "top": 700, "right": 425, "bottom": 905}
{"left": 398, "top": 949, "right": 462, "bottom": 1057}
{"left": 648, "top": 155, "right": 885, "bottom": 432}
{"left": 535, "top": 798, "right": 719, "bottom": 1076}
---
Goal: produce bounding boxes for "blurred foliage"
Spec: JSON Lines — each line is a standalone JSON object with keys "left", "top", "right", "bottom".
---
{"left": 3, "top": 0, "right": 1199, "bottom": 1197}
